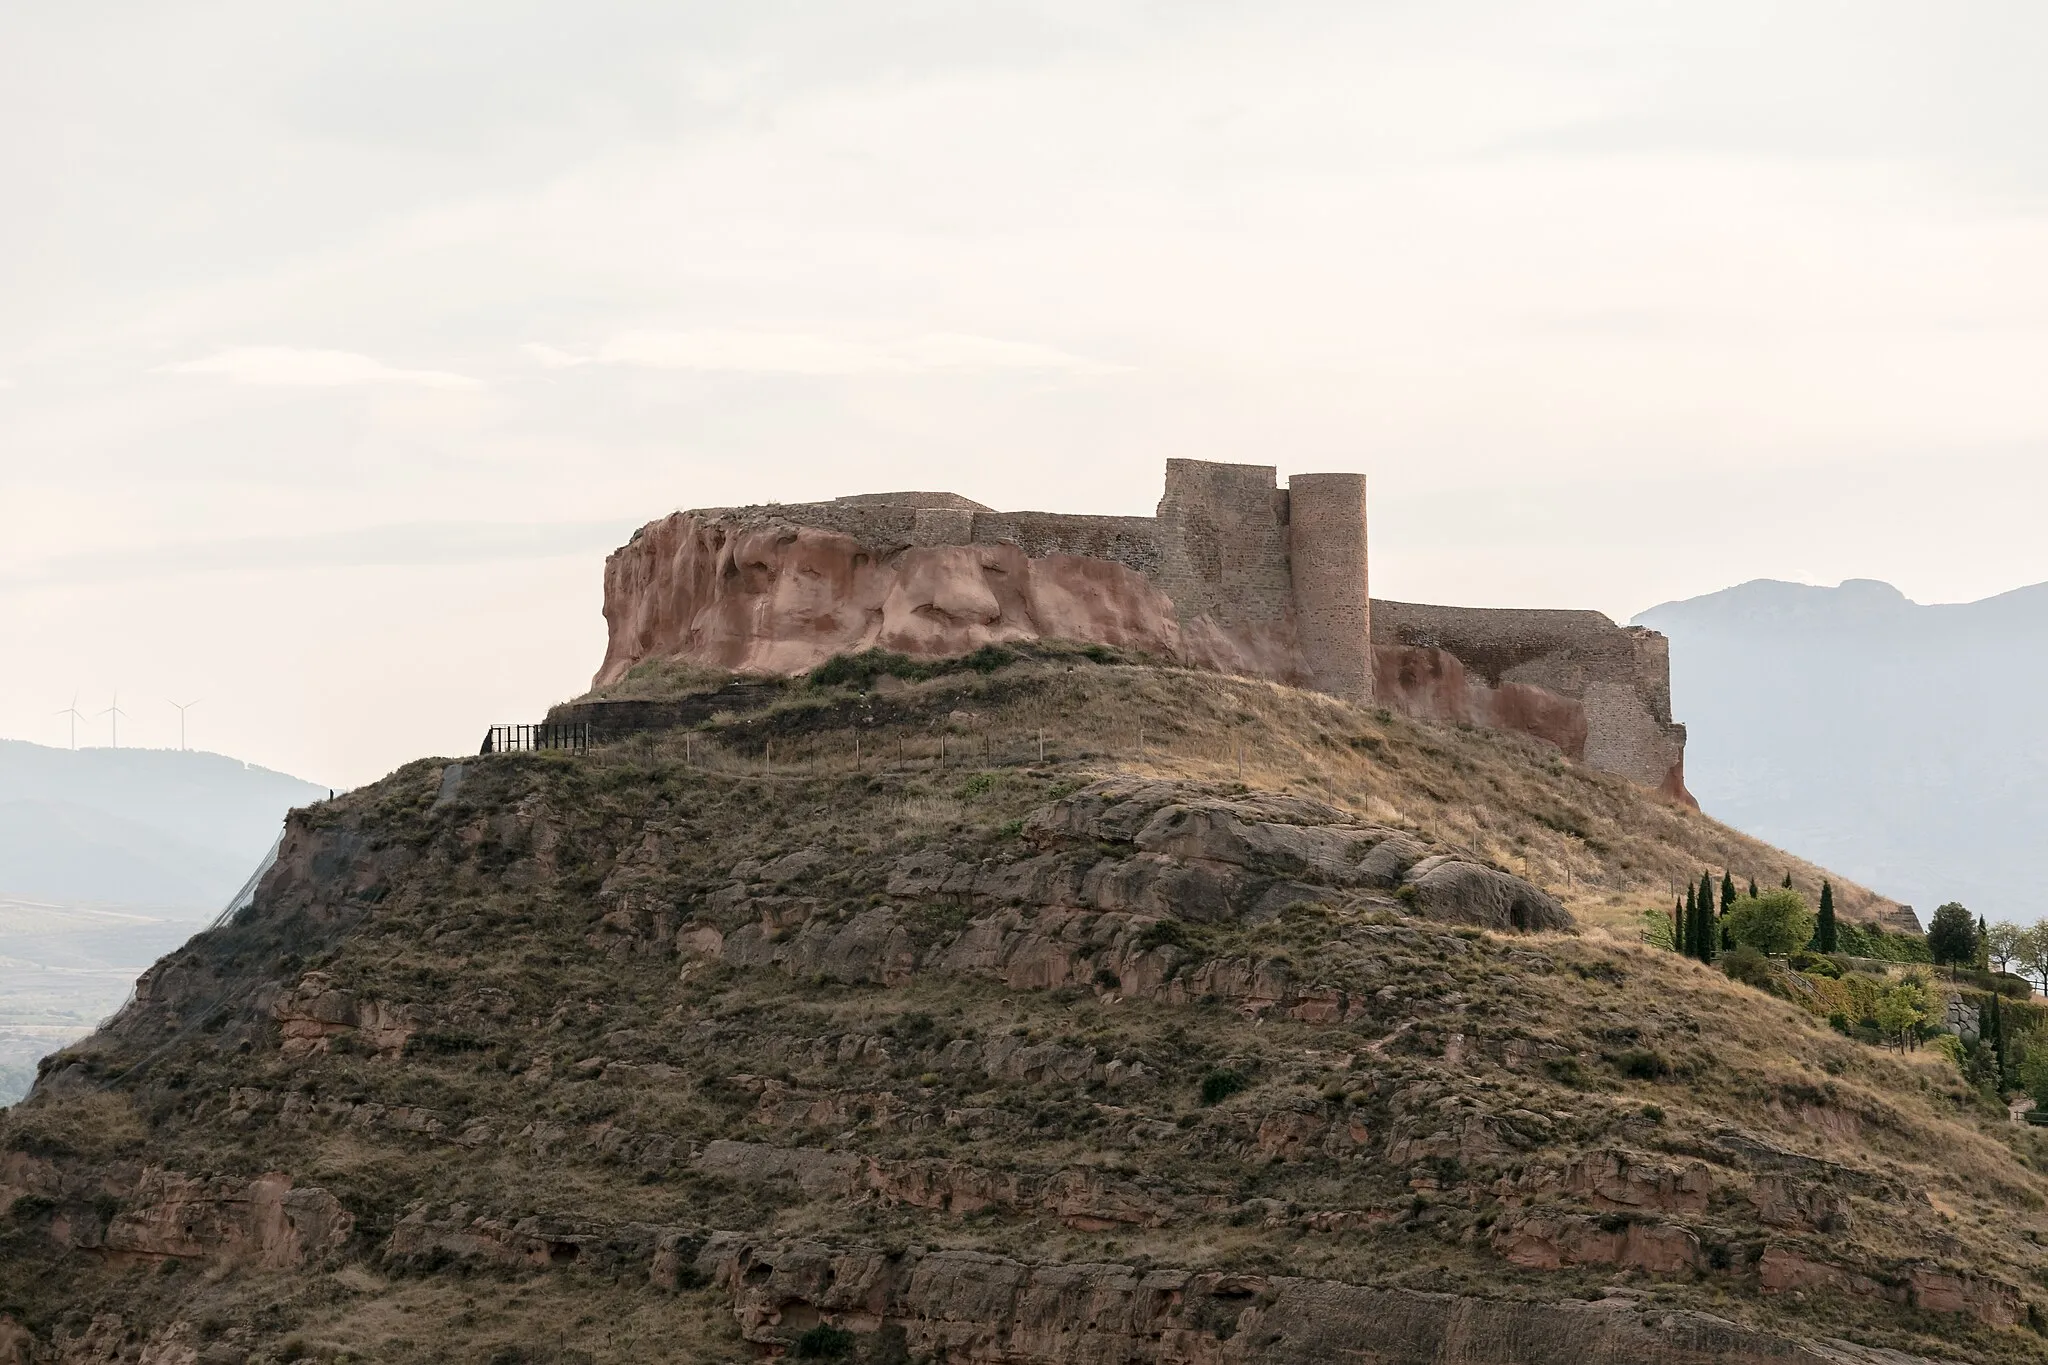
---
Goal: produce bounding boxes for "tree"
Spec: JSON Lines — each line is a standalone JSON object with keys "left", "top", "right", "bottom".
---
{"left": 1723, "top": 889, "right": 1816, "bottom": 957}
{"left": 1874, "top": 976, "right": 1932, "bottom": 1052}
{"left": 1988, "top": 921, "right": 2026, "bottom": 975}
{"left": 1816, "top": 880, "right": 1838, "bottom": 954}
{"left": 1748, "top": 877, "right": 1760, "bottom": 898}
{"left": 1721, "top": 872, "right": 1737, "bottom": 913}
{"left": 1698, "top": 872, "right": 1718, "bottom": 960}
{"left": 1682, "top": 884, "right": 1697, "bottom": 959}
{"left": 1983, "top": 991, "right": 2007, "bottom": 1086}
{"left": 1782, "top": 871, "right": 1793, "bottom": 889}
{"left": 2018, "top": 925, "right": 2048, "bottom": 996}
{"left": 1976, "top": 915, "right": 1991, "bottom": 971}
{"left": 1928, "top": 902, "right": 1978, "bottom": 967}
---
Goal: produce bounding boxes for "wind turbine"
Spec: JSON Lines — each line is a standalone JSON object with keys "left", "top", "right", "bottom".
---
{"left": 98, "top": 693, "right": 127, "bottom": 748}
{"left": 53, "top": 693, "right": 84, "bottom": 749}
{"left": 169, "top": 698, "right": 200, "bottom": 751}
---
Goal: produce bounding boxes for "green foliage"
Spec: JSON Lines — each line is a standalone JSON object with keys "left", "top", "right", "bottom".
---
{"left": 1789, "top": 951, "right": 1841, "bottom": 978}
{"left": 1834, "top": 918, "right": 1933, "bottom": 964}
{"left": 1928, "top": 902, "right": 1978, "bottom": 966}
{"left": 1199, "top": 1069, "right": 1249, "bottom": 1104}
{"left": 1696, "top": 872, "right": 1717, "bottom": 960}
{"left": 1720, "top": 943, "right": 1775, "bottom": 989}
{"left": 792, "top": 1324, "right": 857, "bottom": 1358}
{"left": 1610, "top": 1047, "right": 1671, "bottom": 1080}
{"left": 1816, "top": 880, "right": 1837, "bottom": 954}
{"left": 1987, "top": 920, "right": 2027, "bottom": 974}
{"left": 1723, "top": 889, "right": 1815, "bottom": 957}
{"left": 1720, "top": 872, "right": 1737, "bottom": 913}
{"left": 1874, "top": 976, "right": 1933, "bottom": 1051}
{"left": 1641, "top": 908, "right": 1676, "bottom": 951}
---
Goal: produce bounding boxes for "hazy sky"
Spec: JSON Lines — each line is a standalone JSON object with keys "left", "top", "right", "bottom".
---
{"left": 6, "top": 2, "right": 2048, "bottom": 789}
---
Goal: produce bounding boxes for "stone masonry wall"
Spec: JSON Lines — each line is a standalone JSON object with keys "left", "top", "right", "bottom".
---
{"left": 1287, "top": 472, "right": 1372, "bottom": 702}
{"left": 1371, "top": 600, "right": 1689, "bottom": 797}
{"left": 1150, "top": 459, "right": 1295, "bottom": 630}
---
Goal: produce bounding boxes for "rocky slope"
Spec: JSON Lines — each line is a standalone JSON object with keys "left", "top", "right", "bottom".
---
{"left": 1, "top": 658, "right": 2038, "bottom": 1363}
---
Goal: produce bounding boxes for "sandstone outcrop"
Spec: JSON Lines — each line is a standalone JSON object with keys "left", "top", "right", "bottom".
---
{"left": 701, "top": 1236, "right": 1954, "bottom": 1364}
{"left": 590, "top": 459, "right": 1692, "bottom": 798}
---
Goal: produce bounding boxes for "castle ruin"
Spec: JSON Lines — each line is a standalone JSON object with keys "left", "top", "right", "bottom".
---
{"left": 596, "top": 458, "right": 1691, "bottom": 802}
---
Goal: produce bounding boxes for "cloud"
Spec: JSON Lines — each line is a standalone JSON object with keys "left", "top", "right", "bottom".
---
{"left": 157, "top": 347, "right": 483, "bottom": 390}
{"left": 523, "top": 329, "right": 1121, "bottom": 375}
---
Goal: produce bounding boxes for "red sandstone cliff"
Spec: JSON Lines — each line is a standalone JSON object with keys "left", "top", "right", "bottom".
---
{"left": 593, "top": 500, "right": 1692, "bottom": 804}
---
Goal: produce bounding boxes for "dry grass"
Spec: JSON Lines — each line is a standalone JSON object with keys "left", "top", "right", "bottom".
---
{"left": 603, "top": 659, "right": 1904, "bottom": 937}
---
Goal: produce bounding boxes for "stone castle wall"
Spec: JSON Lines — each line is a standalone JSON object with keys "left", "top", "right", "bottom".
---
{"left": 598, "top": 460, "right": 1689, "bottom": 800}
{"left": 1371, "top": 601, "right": 1689, "bottom": 798}
{"left": 1288, "top": 473, "right": 1372, "bottom": 702}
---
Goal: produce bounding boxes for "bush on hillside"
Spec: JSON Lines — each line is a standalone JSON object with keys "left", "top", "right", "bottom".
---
{"left": 1721, "top": 943, "right": 1775, "bottom": 990}
{"left": 1723, "top": 890, "right": 1815, "bottom": 957}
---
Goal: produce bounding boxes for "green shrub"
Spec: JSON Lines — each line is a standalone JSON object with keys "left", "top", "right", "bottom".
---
{"left": 1199, "top": 1069, "right": 1249, "bottom": 1104}
{"left": 1610, "top": 1047, "right": 1671, "bottom": 1080}
{"left": 1723, "top": 890, "right": 1814, "bottom": 957}
{"left": 1721, "top": 943, "right": 1776, "bottom": 989}
{"left": 1789, "top": 951, "right": 1841, "bottom": 978}
{"left": 792, "top": 1324, "right": 857, "bottom": 1358}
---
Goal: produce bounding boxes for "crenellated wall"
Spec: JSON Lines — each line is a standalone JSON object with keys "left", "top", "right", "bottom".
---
{"left": 594, "top": 461, "right": 1689, "bottom": 800}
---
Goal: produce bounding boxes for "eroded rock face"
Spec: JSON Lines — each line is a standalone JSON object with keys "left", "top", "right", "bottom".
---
{"left": 55, "top": 1168, "right": 353, "bottom": 1270}
{"left": 700, "top": 1236, "right": 1952, "bottom": 1364}
{"left": 596, "top": 513, "right": 1191, "bottom": 686}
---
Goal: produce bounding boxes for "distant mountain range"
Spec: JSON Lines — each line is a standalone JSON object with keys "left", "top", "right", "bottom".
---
{"left": 0, "top": 741, "right": 327, "bottom": 1103}
{"left": 1635, "top": 578, "right": 2048, "bottom": 924}
{"left": 0, "top": 741, "right": 326, "bottom": 909}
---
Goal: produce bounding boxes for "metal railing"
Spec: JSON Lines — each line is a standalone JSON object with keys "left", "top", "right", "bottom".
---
{"left": 480, "top": 722, "right": 591, "bottom": 756}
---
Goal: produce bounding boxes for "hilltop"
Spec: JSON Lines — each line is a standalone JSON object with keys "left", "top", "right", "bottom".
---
{"left": 2, "top": 657, "right": 2038, "bottom": 1363}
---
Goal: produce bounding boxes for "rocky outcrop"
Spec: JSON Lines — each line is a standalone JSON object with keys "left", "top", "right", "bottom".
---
{"left": 597, "top": 511, "right": 1190, "bottom": 685}
{"left": 701, "top": 1236, "right": 1953, "bottom": 1364}
{"left": 270, "top": 972, "right": 417, "bottom": 1057}
{"left": 692, "top": 1139, "right": 1169, "bottom": 1230}
{"left": 678, "top": 779, "right": 1568, "bottom": 1011}
{"left": 590, "top": 463, "right": 1692, "bottom": 799}
{"left": 50, "top": 1168, "right": 353, "bottom": 1270}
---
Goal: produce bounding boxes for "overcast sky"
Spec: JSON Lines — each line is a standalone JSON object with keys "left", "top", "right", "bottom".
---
{"left": 5, "top": 2, "right": 2048, "bottom": 789}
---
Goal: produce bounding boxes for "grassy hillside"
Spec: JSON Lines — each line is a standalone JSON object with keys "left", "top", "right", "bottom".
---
{"left": 1, "top": 657, "right": 2037, "bottom": 1364}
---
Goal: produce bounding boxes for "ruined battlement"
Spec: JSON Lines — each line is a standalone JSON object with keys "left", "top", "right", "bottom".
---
{"left": 596, "top": 460, "right": 1689, "bottom": 800}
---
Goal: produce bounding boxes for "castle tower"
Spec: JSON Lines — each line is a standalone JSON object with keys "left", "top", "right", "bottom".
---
{"left": 1287, "top": 472, "right": 1373, "bottom": 702}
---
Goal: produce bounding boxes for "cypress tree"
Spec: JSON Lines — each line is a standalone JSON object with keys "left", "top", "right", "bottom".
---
{"left": 1749, "top": 877, "right": 1760, "bottom": 898}
{"left": 1977, "top": 915, "right": 1992, "bottom": 971}
{"left": 1986, "top": 992, "right": 2007, "bottom": 1087}
{"left": 1817, "top": 880, "right": 1837, "bottom": 954}
{"left": 1698, "top": 872, "right": 1718, "bottom": 960}
{"left": 1683, "top": 883, "right": 1698, "bottom": 959}
{"left": 1721, "top": 872, "right": 1737, "bottom": 914}
{"left": 1782, "top": 871, "right": 1793, "bottom": 889}
{"left": 1672, "top": 897, "right": 1684, "bottom": 952}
